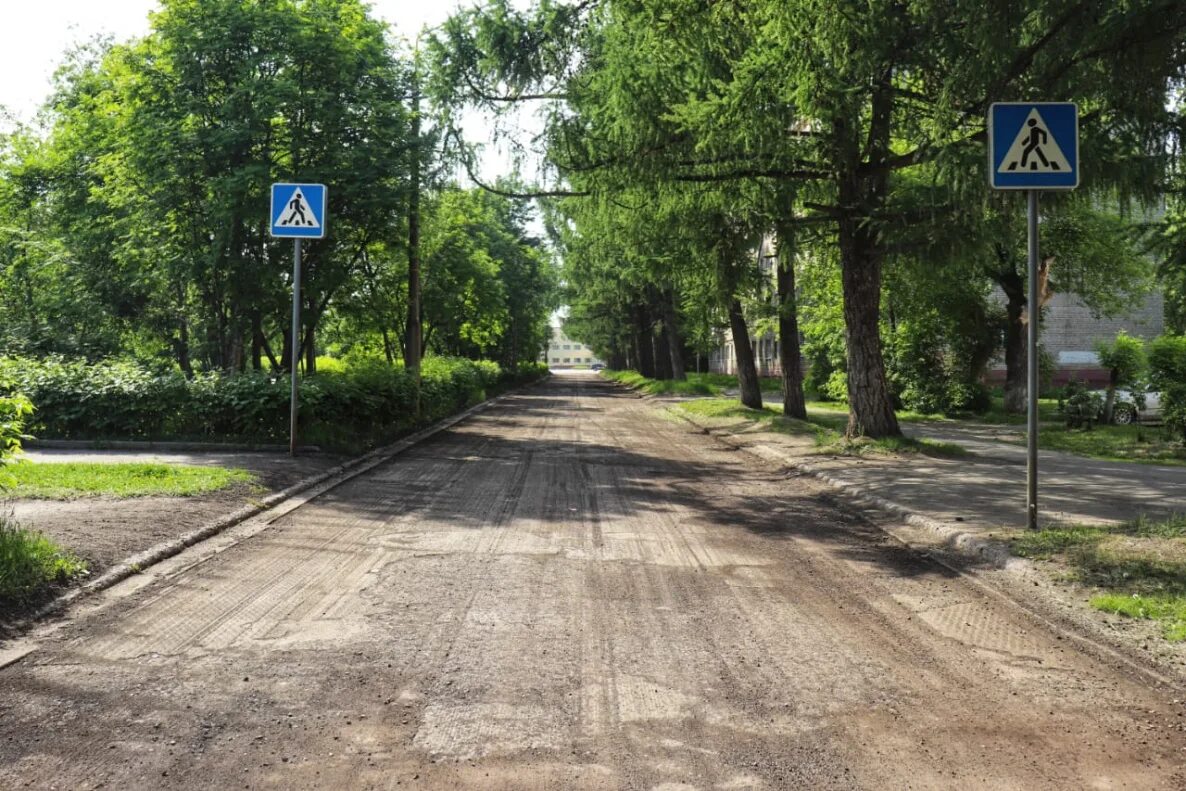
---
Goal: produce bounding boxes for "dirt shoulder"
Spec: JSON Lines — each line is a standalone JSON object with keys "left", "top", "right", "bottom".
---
{"left": 2, "top": 450, "right": 345, "bottom": 628}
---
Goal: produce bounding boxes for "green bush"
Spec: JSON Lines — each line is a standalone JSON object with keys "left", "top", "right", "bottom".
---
{"left": 885, "top": 311, "right": 992, "bottom": 415}
{"left": 0, "top": 394, "right": 33, "bottom": 489}
{"left": 0, "top": 514, "right": 88, "bottom": 600}
{"left": 0, "top": 356, "right": 547, "bottom": 452}
{"left": 1149, "top": 334, "right": 1186, "bottom": 440}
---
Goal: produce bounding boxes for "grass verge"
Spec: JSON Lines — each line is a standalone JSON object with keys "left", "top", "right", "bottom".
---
{"left": 7, "top": 462, "right": 255, "bottom": 499}
{"left": 1027, "top": 424, "right": 1186, "bottom": 467}
{"left": 1011, "top": 514, "right": 1186, "bottom": 641}
{"left": 0, "top": 514, "right": 88, "bottom": 600}
{"left": 670, "top": 398, "right": 968, "bottom": 459}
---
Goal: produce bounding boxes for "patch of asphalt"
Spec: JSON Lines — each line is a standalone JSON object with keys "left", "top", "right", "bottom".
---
{"left": 2, "top": 380, "right": 548, "bottom": 650}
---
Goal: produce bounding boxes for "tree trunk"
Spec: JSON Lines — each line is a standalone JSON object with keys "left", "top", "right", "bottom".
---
{"left": 774, "top": 211, "right": 806, "bottom": 420}
{"left": 279, "top": 327, "right": 293, "bottom": 374}
{"left": 1001, "top": 273, "right": 1027, "bottom": 414}
{"left": 304, "top": 321, "right": 316, "bottom": 375}
{"left": 835, "top": 85, "right": 899, "bottom": 439}
{"left": 381, "top": 327, "right": 395, "bottom": 365}
{"left": 633, "top": 304, "right": 656, "bottom": 377}
{"left": 1103, "top": 385, "right": 1116, "bottom": 424}
{"left": 251, "top": 311, "right": 264, "bottom": 371}
{"left": 404, "top": 75, "right": 423, "bottom": 385}
{"left": 661, "top": 291, "right": 687, "bottom": 381}
{"left": 653, "top": 322, "right": 673, "bottom": 380}
{"left": 729, "top": 298, "right": 762, "bottom": 409}
{"left": 838, "top": 235, "right": 898, "bottom": 437}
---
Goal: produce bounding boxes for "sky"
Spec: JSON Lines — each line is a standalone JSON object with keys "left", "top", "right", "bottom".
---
{"left": 0, "top": 1, "right": 456, "bottom": 121}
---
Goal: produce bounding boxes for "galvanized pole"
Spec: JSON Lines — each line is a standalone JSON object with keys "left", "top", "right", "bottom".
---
{"left": 1026, "top": 190, "right": 1040, "bottom": 530}
{"left": 290, "top": 239, "right": 302, "bottom": 457}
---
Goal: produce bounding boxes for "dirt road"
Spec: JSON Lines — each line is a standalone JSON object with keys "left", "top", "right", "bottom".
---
{"left": 1, "top": 372, "right": 1183, "bottom": 789}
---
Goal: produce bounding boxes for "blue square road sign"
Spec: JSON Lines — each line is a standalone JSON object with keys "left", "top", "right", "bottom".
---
{"left": 988, "top": 103, "right": 1078, "bottom": 190}
{"left": 270, "top": 183, "right": 328, "bottom": 238}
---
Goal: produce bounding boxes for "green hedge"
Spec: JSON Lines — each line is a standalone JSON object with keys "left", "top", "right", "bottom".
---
{"left": 0, "top": 356, "right": 548, "bottom": 451}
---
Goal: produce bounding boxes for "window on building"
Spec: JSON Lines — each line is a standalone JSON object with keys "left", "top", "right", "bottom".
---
{"left": 552, "top": 357, "right": 560, "bottom": 363}
{"left": 563, "top": 357, "right": 571, "bottom": 363}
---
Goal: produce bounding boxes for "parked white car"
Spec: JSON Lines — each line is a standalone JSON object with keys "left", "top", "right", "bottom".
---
{"left": 1099, "top": 388, "right": 1162, "bottom": 424}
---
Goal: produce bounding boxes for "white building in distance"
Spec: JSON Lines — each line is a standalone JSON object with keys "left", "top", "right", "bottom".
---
{"left": 542, "top": 325, "right": 603, "bottom": 368}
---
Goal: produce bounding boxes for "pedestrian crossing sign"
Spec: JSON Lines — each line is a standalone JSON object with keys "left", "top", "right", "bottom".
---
{"left": 988, "top": 103, "right": 1078, "bottom": 190}
{"left": 270, "top": 183, "right": 328, "bottom": 238}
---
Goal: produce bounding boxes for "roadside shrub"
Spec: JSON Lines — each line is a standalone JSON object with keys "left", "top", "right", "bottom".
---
{"left": 0, "top": 355, "right": 548, "bottom": 451}
{"left": 1149, "top": 334, "right": 1186, "bottom": 440}
{"left": 0, "top": 394, "right": 32, "bottom": 462}
{"left": 1095, "top": 331, "right": 1147, "bottom": 422}
{"left": 885, "top": 311, "right": 993, "bottom": 415}
{"left": 0, "top": 513, "right": 88, "bottom": 600}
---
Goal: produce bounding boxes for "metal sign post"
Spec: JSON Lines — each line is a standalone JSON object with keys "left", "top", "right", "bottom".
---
{"left": 290, "top": 239, "right": 302, "bottom": 457}
{"left": 270, "top": 183, "right": 328, "bottom": 456}
{"left": 988, "top": 103, "right": 1078, "bottom": 530}
{"left": 1026, "top": 191, "right": 1039, "bottom": 530}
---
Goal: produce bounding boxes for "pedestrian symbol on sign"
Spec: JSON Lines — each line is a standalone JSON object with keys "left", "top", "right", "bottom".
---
{"left": 997, "top": 109, "right": 1071, "bottom": 174}
{"left": 277, "top": 187, "right": 320, "bottom": 229}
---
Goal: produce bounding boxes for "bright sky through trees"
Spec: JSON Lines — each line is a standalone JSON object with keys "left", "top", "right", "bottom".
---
{"left": 0, "top": 1, "right": 454, "bottom": 119}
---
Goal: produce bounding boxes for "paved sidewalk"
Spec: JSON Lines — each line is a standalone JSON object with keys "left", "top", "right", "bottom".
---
{"left": 677, "top": 405, "right": 1186, "bottom": 537}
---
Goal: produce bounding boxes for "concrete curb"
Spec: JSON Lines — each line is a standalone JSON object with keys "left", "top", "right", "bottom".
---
{"left": 648, "top": 400, "right": 1029, "bottom": 573}
{"left": 26, "top": 439, "right": 321, "bottom": 453}
{"left": 22, "top": 379, "right": 548, "bottom": 626}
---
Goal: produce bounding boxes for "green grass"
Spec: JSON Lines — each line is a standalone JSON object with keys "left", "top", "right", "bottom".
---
{"left": 959, "top": 395, "right": 1063, "bottom": 425}
{"left": 602, "top": 369, "right": 783, "bottom": 396}
{"left": 671, "top": 398, "right": 968, "bottom": 459}
{"left": 7, "top": 462, "right": 255, "bottom": 499}
{"left": 602, "top": 369, "right": 720, "bottom": 396}
{"left": 1011, "top": 514, "right": 1186, "bottom": 641}
{"left": 1029, "top": 424, "right": 1186, "bottom": 466}
{"left": 0, "top": 515, "right": 88, "bottom": 600}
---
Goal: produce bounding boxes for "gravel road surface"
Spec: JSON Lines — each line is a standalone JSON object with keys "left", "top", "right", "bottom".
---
{"left": 1, "top": 372, "right": 1183, "bottom": 789}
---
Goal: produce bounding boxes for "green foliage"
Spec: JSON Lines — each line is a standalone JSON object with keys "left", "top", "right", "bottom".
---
{"left": 7, "top": 462, "right": 254, "bottom": 500}
{"left": 0, "top": 394, "right": 33, "bottom": 481}
{"left": 602, "top": 369, "right": 718, "bottom": 396}
{"left": 0, "top": 356, "right": 545, "bottom": 452}
{"left": 1058, "top": 380, "right": 1105, "bottom": 430}
{"left": 1095, "top": 331, "right": 1147, "bottom": 422}
{"left": 670, "top": 399, "right": 967, "bottom": 459}
{"left": 0, "top": 514, "right": 88, "bottom": 601}
{"left": 1035, "top": 424, "right": 1186, "bottom": 466}
{"left": 1148, "top": 335, "right": 1186, "bottom": 440}
{"left": 885, "top": 309, "right": 992, "bottom": 415}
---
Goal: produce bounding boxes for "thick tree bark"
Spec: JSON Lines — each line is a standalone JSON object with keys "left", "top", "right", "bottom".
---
{"left": 773, "top": 209, "right": 806, "bottom": 420}
{"left": 838, "top": 233, "right": 898, "bottom": 437}
{"left": 835, "top": 83, "right": 900, "bottom": 438}
{"left": 661, "top": 291, "right": 687, "bottom": 381}
{"left": 728, "top": 298, "right": 762, "bottom": 409}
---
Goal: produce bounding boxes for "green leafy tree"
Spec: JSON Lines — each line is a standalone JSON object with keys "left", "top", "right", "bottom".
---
{"left": 1096, "top": 331, "right": 1147, "bottom": 423}
{"left": 35, "top": 0, "right": 412, "bottom": 374}
{"left": 435, "top": 0, "right": 1186, "bottom": 438}
{"left": 1148, "top": 335, "right": 1186, "bottom": 439}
